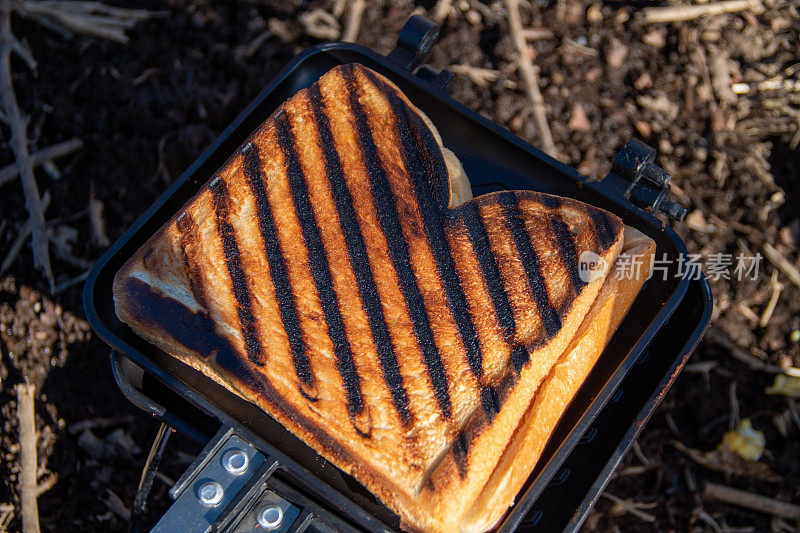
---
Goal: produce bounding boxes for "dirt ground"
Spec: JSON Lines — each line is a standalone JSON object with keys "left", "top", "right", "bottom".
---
{"left": 1, "top": 0, "right": 799, "bottom": 531}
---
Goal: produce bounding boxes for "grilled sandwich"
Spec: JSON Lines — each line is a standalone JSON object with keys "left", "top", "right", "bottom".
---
{"left": 113, "top": 63, "right": 654, "bottom": 532}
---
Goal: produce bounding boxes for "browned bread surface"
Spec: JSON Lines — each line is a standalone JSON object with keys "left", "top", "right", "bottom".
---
{"left": 460, "top": 227, "right": 656, "bottom": 532}
{"left": 113, "top": 63, "right": 625, "bottom": 532}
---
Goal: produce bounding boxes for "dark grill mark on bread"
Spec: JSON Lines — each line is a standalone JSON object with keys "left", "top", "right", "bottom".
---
{"left": 551, "top": 217, "right": 585, "bottom": 294}
{"left": 539, "top": 194, "right": 562, "bottom": 209}
{"left": 343, "top": 64, "right": 452, "bottom": 418}
{"left": 510, "top": 345, "right": 531, "bottom": 373}
{"left": 460, "top": 202, "right": 518, "bottom": 342}
{"left": 459, "top": 201, "right": 534, "bottom": 398}
{"left": 274, "top": 110, "right": 365, "bottom": 421}
{"left": 307, "top": 83, "right": 413, "bottom": 426}
{"left": 495, "top": 367, "right": 518, "bottom": 404}
{"left": 593, "top": 211, "right": 617, "bottom": 251}
{"left": 206, "top": 326, "right": 361, "bottom": 478}
{"left": 176, "top": 212, "right": 209, "bottom": 313}
{"left": 453, "top": 431, "right": 469, "bottom": 478}
{"left": 498, "top": 192, "right": 562, "bottom": 340}
{"left": 242, "top": 142, "right": 312, "bottom": 386}
{"left": 480, "top": 386, "right": 501, "bottom": 423}
{"left": 361, "top": 70, "right": 451, "bottom": 209}
{"left": 375, "top": 76, "right": 486, "bottom": 390}
{"left": 209, "top": 177, "right": 263, "bottom": 365}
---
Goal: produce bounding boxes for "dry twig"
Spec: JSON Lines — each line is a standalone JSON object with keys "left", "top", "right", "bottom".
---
{"left": 341, "top": 0, "right": 365, "bottom": 43}
{"left": 16, "top": 0, "right": 163, "bottom": 44}
{"left": 563, "top": 37, "right": 598, "bottom": 56}
{"left": 0, "top": 191, "right": 50, "bottom": 276}
{"left": 332, "top": 0, "right": 347, "bottom": 18}
{"left": 88, "top": 183, "right": 109, "bottom": 248}
{"left": 522, "top": 27, "right": 555, "bottom": 40}
{"left": 299, "top": 9, "right": 340, "bottom": 41}
{"left": 736, "top": 302, "right": 759, "bottom": 326}
{"left": 53, "top": 269, "right": 89, "bottom": 294}
{"left": 0, "top": 138, "right": 82, "bottom": 188}
{"left": 759, "top": 271, "right": 783, "bottom": 328}
{"left": 431, "top": 0, "right": 452, "bottom": 24}
{"left": 729, "top": 381, "right": 740, "bottom": 429}
{"left": 673, "top": 441, "right": 782, "bottom": 483}
{"left": 0, "top": 503, "right": 14, "bottom": 532}
{"left": 685, "top": 360, "right": 718, "bottom": 389}
{"left": 504, "top": 0, "right": 557, "bottom": 157}
{"left": 706, "top": 327, "right": 800, "bottom": 378}
{"left": 35, "top": 474, "right": 57, "bottom": 498}
{"left": 694, "top": 509, "right": 723, "bottom": 533}
{"left": 450, "top": 64, "right": 518, "bottom": 89}
{"left": 102, "top": 489, "right": 130, "bottom": 522}
{"left": 613, "top": 465, "right": 652, "bottom": 478}
{"left": 703, "top": 483, "right": 800, "bottom": 519}
{"left": 0, "top": 0, "right": 52, "bottom": 290}
{"left": 15, "top": 383, "right": 39, "bottom": 533}
{"left": 763, "top": 243, "right": 800, "bottom": 290}
{"left": 643, "top": 0, "right": 764, "bottom": 24}
{"left": 601, "top": 492, "right": 656, "bottom": 522}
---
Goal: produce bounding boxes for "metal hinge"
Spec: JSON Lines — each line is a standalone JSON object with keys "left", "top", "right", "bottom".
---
{"left": 152, "top": 427, "right": 308, "bottom": 533}
{"left": 388, "top": 14, "right": 454, "bottom": 90}
{"left": 607, "top": 139, "right": 688, "bottom": 221}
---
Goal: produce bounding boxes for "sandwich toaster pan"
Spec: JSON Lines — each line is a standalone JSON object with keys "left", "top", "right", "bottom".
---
{"left": 84, "top": 15, "right": 712, "bottom": 532}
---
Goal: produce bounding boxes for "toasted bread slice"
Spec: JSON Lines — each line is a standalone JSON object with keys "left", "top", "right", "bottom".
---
{"left": 460, "top": 227, "right": 656, "bottom": 532}
{"left": 113, "top": 64, "right": 625, "bottom": 532}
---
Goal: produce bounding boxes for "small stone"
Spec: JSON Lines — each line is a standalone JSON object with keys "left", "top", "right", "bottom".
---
{"left": 569, "top": 103, "right": 591, "bottom": 132}
{"left": 587, "top": 3, "right": 603, "bottom": 23}
{"left": 780, "top": 226, "right": 795, "bottom": 247}
{"left": 685, "top": 210, "right": 709, "bottom": 232}
{"left": 694, "top": 147, "right": 708, "bottom": 162}
{"left": 643, "top": 28, "right": 667, "bottom": 48}
{"left": 585, "top": 67, "right": 601, "bottom": 83}
{"left": 78, "top": 429, "right": 107, "bottom": 459}
{"left": 107, "top": 428, "right": 140, "bottom": 456}
{"left": 634, "top": 72, "right": 652, "bottom": 91}
{"left": 635, "top": 120, "right": 652, "bottom": 137}
{"left": 607, "top": 39, "right": 628, "bottom": 68}
{"left": 771, "top": 17, "right": 791, "bottom": 32}
{"left": 779, "top": 219, "right": 799, "bottom": 247}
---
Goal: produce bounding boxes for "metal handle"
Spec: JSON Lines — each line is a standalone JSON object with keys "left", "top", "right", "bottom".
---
{"left": 130, "top": 423, "right": 174, "bottom": 533}
{"left": 606, "top": 139, "right": 688, "bottom": 221}
{"left": 110, "top": 350, "right": 212, "bottom": 443}
{"left": 110, "top": 350, "right": 167, "bottom": 418}
{"left": 388, "top": 14, "right": 440, "bottom": 71}
{"left": 386, "top": 14, "right": 454, "bottom": 92}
